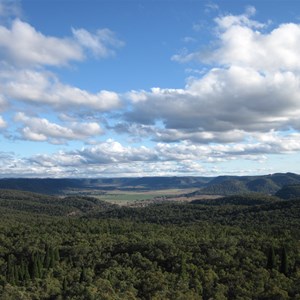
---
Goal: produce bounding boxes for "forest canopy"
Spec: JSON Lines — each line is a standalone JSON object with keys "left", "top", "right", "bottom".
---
{"left": 0, "top": 189, "right": 299, "bottom": 299}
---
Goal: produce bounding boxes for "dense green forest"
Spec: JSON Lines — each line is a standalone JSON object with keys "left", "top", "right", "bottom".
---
{"left": 0, "top": 189, "right": 299, "bottom": 299}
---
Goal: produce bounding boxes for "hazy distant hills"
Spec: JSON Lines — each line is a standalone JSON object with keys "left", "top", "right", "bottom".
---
{"left": 187, "top": 172, "right": 300, "bottom": 196}
{"left": 0, "top": 172, "right": 300, "bottom": 195}
{"left": 0, "top": 177, "right": 211, "bottom": 194}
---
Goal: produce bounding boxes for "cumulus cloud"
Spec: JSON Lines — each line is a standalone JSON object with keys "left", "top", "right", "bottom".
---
{"left": 126, "top": 67, "right": 300, "bottom": 135}
{"left": 214, "top": 6, "right": 264, "bottom": 30}
{"left": 23, "top": 141, "right": 210, "bottom": 177}
{"left": 0, "top": 17, "right": 122, "bottom": 116}
{"left": 1, "top": 6, "right": 300, "bottom": 177}
{"left": 173, "top": 7, "right": 300, "bottom": 72}
{"left": 78, "top": 139, "right": 158, "bottom": 164}
{"left": 210, "top": 22, "right": 300, "bottom": 72}
{"left": 154, "top": 128, "right": 247, "bottom": 143}
{"left": 0, "top": 129, "right": 299, "bottom": 177}
{"left": 33, "top": 135, "right": 300, "bottom": 167}
{"left": 125, "top": 9, "right": 300, "bottom": 146}
{"left": 112, "top": 122, "right": 247, "bottom": 144}
{"left": 0, "top": 13, "right": 124, "bottom": 179}
{"left": 0, "top": 19, "right": 123, "bottom": 67}
{"left": 12, "top": 132, "right": 300, "bottom": 177}
{"left": 0, "top": 19, "right": 83, "bottom": 66}
{"left": 0, "top": 151, "right": 79, "bottom": 178}
{"left": 1, "top": 68, "right": 121, "bottom": 111}
{"left": 14, "top": 112, "right": 102, "bottom": 143}
{"left": 24, "top": 157, "right": 207, "bottom": 178}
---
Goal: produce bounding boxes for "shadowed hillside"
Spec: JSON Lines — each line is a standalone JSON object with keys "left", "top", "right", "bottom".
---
{"left": 186, "top": 173, "right": 300, "bottom": 196}
{"left": 0, "top": 173, "right": 300, "bottom": 196}
{"left": 275, "top": 184, "right": 300, "bottom": 199}
{"left": 0, "top": 177, "right": 211, "bottom": 194}
{"left": 0, "top": 189, "right": 116, "bottom": 216}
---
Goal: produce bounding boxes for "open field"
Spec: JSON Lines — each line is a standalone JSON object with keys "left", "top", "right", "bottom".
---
{"left": 92, "top": 189, "right": 193, "bottom": 205}
{"left": 84, "top": 189, "right": 221, "bottom": 206}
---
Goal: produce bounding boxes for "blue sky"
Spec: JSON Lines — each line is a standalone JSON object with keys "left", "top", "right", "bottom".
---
{"left": 1, "top": 0, "right": 300, "bottom": 177}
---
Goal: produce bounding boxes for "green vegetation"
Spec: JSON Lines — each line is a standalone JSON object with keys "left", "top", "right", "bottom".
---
{"left": 0, "top": 189, "right": 299, "bottom": 299}
{"left": 92, "top": 189, "right": 191, "bottom": 205}
{"left": 0, "top": 189, "right": 117, "bottom": 216}
{"left": 190, "top": 194, "right": 279, "bottom": 206}
{"left": 0, "top": 177, "right": 211, "bottom": 194}
{"left": 276, "top": 184, "right": 300, "bottom": 199}
{"left": 2, "top": 172, "right": 300, "bottom": 196}
{"left": 187, "top": 172, "right": 300, "bottom": 196}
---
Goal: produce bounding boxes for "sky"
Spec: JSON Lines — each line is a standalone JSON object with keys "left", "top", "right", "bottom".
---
{"left": 1, "top": 0, "right": 300, "bottom": 178}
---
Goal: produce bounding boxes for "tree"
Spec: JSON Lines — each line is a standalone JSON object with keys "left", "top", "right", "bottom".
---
{"left": 280, "top": 247, "right": 288, "bottom": 276}
{"left": 30, "top": 253, "right": 41, "bottom": 279}
{"left": 6, "top": 254, "right": 16, "bottom": 285}
{"left": 44, "top": 246, "right": 51, "bottom": 269}
{"left": 267, "top": 246, "right": 275, "bottom": 270}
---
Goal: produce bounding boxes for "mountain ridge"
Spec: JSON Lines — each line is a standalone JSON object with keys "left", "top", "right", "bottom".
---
{"left": 0, "top": 172, "right": 299, "bottom": 195}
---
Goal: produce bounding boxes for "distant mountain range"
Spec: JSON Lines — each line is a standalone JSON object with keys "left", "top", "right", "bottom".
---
{"left": 187, "top": 172, "right": 300, "bottom": 196}
{"left": 0, "top": 172, "right": 300, "bottom": 195}
{"left": 0, "top": 177, "right": 211, "bottom": 194}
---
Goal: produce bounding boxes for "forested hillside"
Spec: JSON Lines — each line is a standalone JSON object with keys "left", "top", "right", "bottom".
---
{"left": 0, "top": 189, "right": 299, "bottom": 299}
{"left": 0, "top": 177, "right": 211, "bottom": 194}
{"left": 276, "top": 184, "right": 300, "bottom": 199}
{"left": 0, "top": 189, "right": 116, "bottom": 216}
{"left": 1, "top": 173, "right": 300, "bottom": 195}
{"left": 186, "top": 173, "right": 300, "bottom": 196}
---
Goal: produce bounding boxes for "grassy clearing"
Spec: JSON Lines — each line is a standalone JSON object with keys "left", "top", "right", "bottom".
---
{"left": 91, "top": 189, "right": 198, "bottom": 205}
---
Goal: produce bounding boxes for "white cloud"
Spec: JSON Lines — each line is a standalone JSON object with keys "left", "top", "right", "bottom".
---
{"left": 34, "top": 134, "right": 300, "bottom": 167}
{"left": 173, "top": 8, "right": 300, "bottom": 73}
{"left": 205, "top": 2, "right": 219, "bottom": 13}
{"left": 0, "top": 19, "right": 124, "bottom": 67}
{"left": 0, "top": 14, "right": 123, "bottom": 153}
{"left": 126, "top": 67, "right": 300, "bottom": 135}
{"left": 210, "top": 22, "right": 300, "bottom": 72}
{"left": 16, "top": 131, "right": 300, "bottom": 177}
{"left": 0, "top": 0, "right": 21, "bottom": 19}
{"left": 154, "top": 128, "right": 247, "bottom": 143}
{"left": 126, "top": 9, "right": 300, "bottom": 146}
{"left": 78, "top": 139, "right": 158, "bottom": 164}
{"left": 0, "top": 115, "right": 6, "bottom": 128}
{"left": 112, "top": 122, "right": 247, "bottom": 144}
{"left": 26, "top": 140, "right": 209, "bottom": 177}
{"left": 1, "top": 68, "right": 121, "bottom": 111}
{"left": 72, "top": 27, "right": 124, "bottom": 58}
{"left": 214, "top": 6, "right": 263, "bottom": 30}
{"left": 0, "top": 19, "right": 83, "bottom": 66}
{"left": 14, "top": 112, "right": 102, "bottom": 143}
{"left": 1, "top": 129, "right": 300, "bottom": 177}
{"left": 1, "top": 6, "right": 300, "bottom": 178}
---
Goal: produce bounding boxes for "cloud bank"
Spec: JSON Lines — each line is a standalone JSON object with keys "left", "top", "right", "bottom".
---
{"left": 1, "top": 5, "right": 300, "bottom": 177}
{"left": 122, "top": 7, "right": 300, "bottom": 155}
